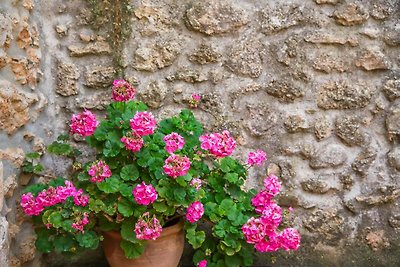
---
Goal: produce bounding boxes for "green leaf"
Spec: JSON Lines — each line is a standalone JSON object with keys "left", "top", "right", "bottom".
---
{"left": 174, "top": 187, "right": 186, "bottom": 203}
{"left": 97, "top": 176, "right": 120, "bottom": 193}
{"left": 53, "top": 234, "right": 75, "bottom": 252}
{"left": 121, "top": 219, "right": 139, "bottom": 243}
{"left": 219, "top": 199, "right": 234, "bottom": 213}
{"left": 118, "top": 198, "right": 134, "bottom": 217}
{"left": 76, "top": 230, "right": 100, "bottom": 249}
{"left": 120, "top": 164, "right": 139, "bottom": 181}
{"left": 48, "top": 211, "right": 63, "bottom": 228}
{"left": 186, "top": 228, "right": 206, "bottom": 249}
{"left": 47, "top": 142, "right": 73, "bottom": 156}
{"left": 120, "top": 240, "right": 145, "bottom": 259}
{"left": 224, "top": 254, "right": 242, "bottom": 267}
{"left": 153, "top": 201, "right": 168, "bottom": 213}
{"left": 25, "top": 152, "right": 40, "bottom": 159}
{"left": 119, "top": 183, "right": 134, "bottom": 199}
{"left": 224, "top": 173, "right": 239, "bottom": 184}
{"left": 35, "top": 228, "right": 53, "bottom": 253}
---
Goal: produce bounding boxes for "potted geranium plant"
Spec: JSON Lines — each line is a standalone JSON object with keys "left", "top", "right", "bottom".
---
{"left": 20, "top": 80, "right": 301, "bottom": 267}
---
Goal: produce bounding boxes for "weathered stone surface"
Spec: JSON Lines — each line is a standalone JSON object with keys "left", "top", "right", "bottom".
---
{"left": 317, "top": 80, "right": 373, "bottom": 110}
{"left": 309, "top": 144, "right": 347, "bottom": 169}
{"left": 388, "top": 147, "right": 400, "bottom": 171}
{"left": 68, "top": 41, "right": 111, "bottom": 57}
{"left": 340, "top": 173, "right": 354, "bottom": 190}
{"left": 284, "top": 115, "right": 308, "bottom": 133}
{"left": 56, "top": 62, "right": 80, "bottom": 96}
{"left": 383, "top": 25, "right": 400, "bottom": 46}
{"left": 17, "top": 234, "right": 36, "bottom": 263}
{"left": 225, "top": 37, "right": 263, "bottom": 78}
{"left": 184, "top": 0, "right": 248, "bottom": 35}
{"left": 305, "top": 31, "right": 358, "bottom": 46}
{"left": 333, "top": 3, "right": 369, "bottom": 26}
{"left": 355, "top": 48, "right": 391, "bottom": 71}
{"left": 301, "top": 179, "right": 330, "bottom": 194}
{"left": 0, "top": 162, "right": 3, "bottom": 210}
{"left": 356, "top": 187, "right": 400, "bottom": 205}
{"left": 370, "top": 2, "right": 394, "bottom": 20}
{"left": 260, "top": 4, "right": 310, "bottom": 35}
{"left": 138, "top": 81, "right": 168, "bottom": 109}
{"left": 351, "top": 148, "right": 377, "bottom": 176}
{"left": 242, "top": 102, "right": 280, "bottom": 137}
{"left": 75, "top": 92, "right": 111, "bottom": 110}
{"left": 314, "top": 0, "right": 340, "bottom": 4}
{"left": 84, "top": 65, "right": 115, "bottom": 88}
{"left": 188, "top": 44, "right": 221, "bottom": 65}
{"left": 9, "top": 57, "right": 40, "bottom": 88}
{"left": 388, "top": 213, "right": 400, "bottom": 229}
{"left": 336, "top": 115, "right": 367, "bottom": 147}
{"left": 0, "top": 216, "right": 9, "bottom": 266}
{"left": 0, "top": 49, "right": 7, "bottom": 69}
{"left": 265, "top": 79, "right": 304, "bottom": 103}
{"left": 4, "top": 174, "right": 17, "bottom": 198}
{"left": 0, "top": 148, "right": 25, "bottom": 168}
{"left": 314, "top": 117, "right": 333, "bottom": 141}
{"left": 303, "top": 209, "right": 344, "bottom": 243}
{"left": 133, "top": 36, "right": 183, "bottom": 72}
{"left": 0, "top": 13, "right": 13, "bottom": 49}
{"left": 313, "top": 54, "right": 348, "bottom": 73}
{"left": 0, "top": 81, "right": 38, "bottom": 134}
{"left": 365, "top": 230, "right": 390, "bottom": 251}
{"left": 383, "top": 77, "right": 400, "bottom": 101}
{"left": 275, "top": 35, "right": 302, "bottom": 66}
{"left": 166, "top": 67, "right": 208, "bottom": 83}
{"left": 54, "top": 24, "right": 68, "bottom": 37}
{"left": 386, "top": 100, "right": 400, "bottom": 140}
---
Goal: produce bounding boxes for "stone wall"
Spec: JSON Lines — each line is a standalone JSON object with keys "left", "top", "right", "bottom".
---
{"left": 0, "top": 0, "right": 399, "bottom": 266}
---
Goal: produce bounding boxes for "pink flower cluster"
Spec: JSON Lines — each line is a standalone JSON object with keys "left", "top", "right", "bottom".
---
{"left": 189, "top": 93, "right": 201, "bottom": 108}
{"left": 190, "top": 177, "right": 202, "bottom": 191}
{"left": 121, "top": 131, "right": 144, "bottom": 152}
{"left": 163, "top": 132, "right": 185, "bottom": 154}
{"left": 242, "top": 175, "right": 300, "bottom": 252}
{"left": 112, "top": 79, "right": 136, "bottom": 102}
{"left": 88, "top": 160, "right": 112, "bottom": 183}
{"left": 197, "top": 260, "right": 207, "bottom": 267}
{"left": 163, "top": 154, "right": 191, "bottom": 178}
{"left": 135, "top": 213, "right": 163, "bottom": 240}
{"left": 70, "top": 109, "right": 99, "bottom": 137}
{"left": 133, "top": 182, "right": 158, "bottom": 205}
{"left": 199, "top": 130, "right": 236, "bottom": 158}
{"left": 251, "top": 175, "right": 281, "bottom": 214}
{"left": 72, "top": 212, "right": 89, "bottom": 233}
{"left": 20, "top": 181, "right": 89, "bottom": 216}
{"left": 185, "top": 201, "right": 204, "bottom": 223}
{"left": 247, "top": 150, "right": 267, "bottom": 166}
{"left": 130, "top": 111, "right": 156, "bottom": 136}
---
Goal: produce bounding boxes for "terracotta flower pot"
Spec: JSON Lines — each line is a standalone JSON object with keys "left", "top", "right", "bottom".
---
{"left": 102, "top": 220, "right": 184, "bottom": 267}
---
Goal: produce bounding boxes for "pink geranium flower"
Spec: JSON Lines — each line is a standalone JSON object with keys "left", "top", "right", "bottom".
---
{"left": 135, "top": 213, "right": 163, "bottom": 240}
{"left": 70, "top": 109, "right": 99, "bottom": 137}
{"left": 199, "top": 130, "right": 236, "bottom": 158}
{"left": 186, "top": 201, "right": 204, "bottom": 223}
{"left": 112, "top": 79, "right": 136, "bottom": 101}
{"left": 88, "top": 160, "right": 112, "bottom": 183}
{"left": 130, "top": 111, "right": 156, "bottom": 136}
{"left": 163, "top": 154, "right": 191, "bottom": 178}
{"left": 121, "top": 131, "right": 144, "bottom": 152}
{"left": 163, "top": 132, "right": 185, "bottom": 154}
{"left": 132, "top": 182, "right": 158, "bottom": 205}
{"left": 247, "top": 150, "right": 267, "bottom": 166}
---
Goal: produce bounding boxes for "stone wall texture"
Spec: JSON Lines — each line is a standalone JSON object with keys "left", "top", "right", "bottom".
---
{"left": 0, "top": 0, "right": 400, "bottom": 266}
